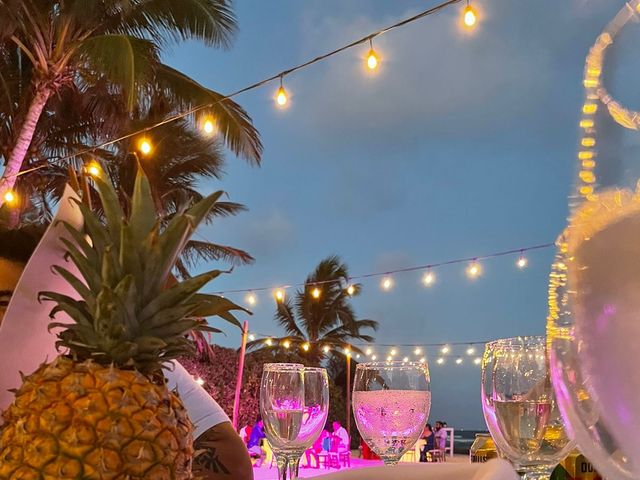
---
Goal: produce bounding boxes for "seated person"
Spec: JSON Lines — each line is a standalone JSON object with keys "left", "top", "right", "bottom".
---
{"left": 0, "top": 209, "right": 252, "bottom": 480}
{"left": 247, "top": 417, "right": 266, "bottom": 467}
{"left": 420, "top": 423, "right": 435, "bottom": 462}
{"left": 304, "top": 429, "right": 328, "bottom": 468}
{"left": 332, "top": 420, "right": 350, "bottom": 451}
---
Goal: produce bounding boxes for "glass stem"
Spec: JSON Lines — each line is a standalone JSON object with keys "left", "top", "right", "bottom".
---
{"left": 275, "top": 453, "right": 289, "bottom": 480}
{"left": 521, "top": 468, "right": 553, "bottom": 480}
{"left": 287, "top": 454, "right": 301, "bottom": 479}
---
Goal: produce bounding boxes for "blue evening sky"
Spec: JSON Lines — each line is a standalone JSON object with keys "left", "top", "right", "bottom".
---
{"left": 165, "top": 0, "right": 637, "bottom": 429}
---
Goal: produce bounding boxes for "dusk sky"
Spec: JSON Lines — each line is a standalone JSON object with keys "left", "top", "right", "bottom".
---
{"left": 165, "top": 0, "right": 636, "bottom": 429}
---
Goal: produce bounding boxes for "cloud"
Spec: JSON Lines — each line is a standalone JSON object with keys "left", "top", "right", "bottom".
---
{"left": 240, "top": 209, "right": 297, "bottom": 260}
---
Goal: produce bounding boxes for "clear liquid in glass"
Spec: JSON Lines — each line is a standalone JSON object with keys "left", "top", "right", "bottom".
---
{"left": 353, "top": 389, "right": 431, "bottom": 461}
{"left": 263, "top": 408, "right": 304, "bottom": 450}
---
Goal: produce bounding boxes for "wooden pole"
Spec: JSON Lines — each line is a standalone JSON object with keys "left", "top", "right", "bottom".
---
{"left": 232, "top": 321, "right": 249, "bottom": 431}
{"left": 346, "top": 354, "right": 351, "bottom": 437}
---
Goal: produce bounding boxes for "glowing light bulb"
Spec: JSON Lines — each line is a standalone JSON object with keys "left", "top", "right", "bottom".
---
{"left": 386, "top": 356, "right": 392, "bottom": 362}
{"left": 3, "top": 190, "right": 16, "bottom": 204}
{"left": 516, "top": 256, "right": 528, "bottom": 269}
{"left": 195, "top": 377, "right": 205, "bottom": 386}
{"left": 248, "top": 334, "right": 256, "bottom": 341}
{"left": 366, "top": 49, "right": 379, "bottom": 70}
{"left": 139, "top": 139, "right": 152, "bottom": 155}
{"left": 302, "top": 343, "right": 310, "bottom": 352}
{"left": 580, "top": 119, "right": 594, "bottom": 129}
{"left": 323, "top": 345, "right": 330, "bottom": 353}
{"left": 390, "top": 349, "right": 397, "bottom": 356}
{"left": 283, "top": 340, "right": 291, "bottom": 349}
{"left": 463, "top": 4, "right": 477, "bottom": 28}
{"left": 436, "top": 357, "right": 445, "bottom": 365}
{"left": 265, "top": 338, "right": 273, "bottom": 346}
{"left": 345, "top": 347, "right": 351, "bottom": 357}
{"left": 422, "top": 270, "right": 436, "bottom": 286}
{"left": 381, "top": 277, "right": 393, "bottom": 291}
{"left": 420, "top": 357, "right": 426, "bottom": 363}
{"left": 466, "top": 347, "right": 476, "bottom": 356}
{"left": 311, "top": 287, "right": 321, "bottom": 299}
{"left": 371, "top": 355, "right": 377, "bottom": 360}
{"left": 456, "top": 358, "right": 463, "bottom": 365}
{"left": 245, "top": 293, "right": 256, "bottom": 306}
{"left": 203, "top": 119, "right": 215, "bottom": 134}
{"left": 466, "top": 260, "right": 482, "bottom": 279}
{"left": 276, "top": 86, "right": 288, "bottom": 107}
{"left": 441, "top": 345, "right": 450, "bottom": 355}
{"left": 346, "top": 284, "right": 355, "bottom": 295}
{"left": 414, "top": 348, "right": 422, "bottom": 355}
{"left": 366, "top": 348, "right": 372, "bottom": 356}
{"left": 403, "top": 357, "right": 409, "bottom": 362}
{"left": 474, "top": 357, "right": 482, "bottom": 365}
{"left": 86, "top": 161, "right": 101, "bottom": 177}
{"left": 274, "top": 289, "right": 285, "bottom": 302}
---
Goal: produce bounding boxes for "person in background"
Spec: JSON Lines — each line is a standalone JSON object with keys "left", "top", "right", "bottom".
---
{"left": 247, "top": 417, "right": 266, "bottom": 467}
{"left": 333, "top": 420, "right": 350, "bottom": 451}
{"left": 434, "top": 421, "right": 448, "bottom": 451}
{"left": 239, "top": 423, "right": 253, "bottom": 445}
{"left": 419, "top": 423, "right": 435, "bottom": 462}
{"left": 304, "top": 429, "right": 328, "bottom": 468}
{"left": 0, "top": 225, "right": 253, "bottom": 480}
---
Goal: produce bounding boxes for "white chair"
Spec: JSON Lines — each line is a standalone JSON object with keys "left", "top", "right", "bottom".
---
{"left": 443, "top": 428, "right": 455, "bottom": 458}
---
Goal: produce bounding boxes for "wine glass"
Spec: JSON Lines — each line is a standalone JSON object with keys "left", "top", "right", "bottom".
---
{"left": 352, "top": 361, "right": 431, "bottom": 466}
{"left": 260, "top": 363, "right": 305, "bottom": 480}
{"left": 482, "top": 337, "right": 574, "bottom": 480}
{"left": 287, "top": 367, "right": 330, "bottom": 478}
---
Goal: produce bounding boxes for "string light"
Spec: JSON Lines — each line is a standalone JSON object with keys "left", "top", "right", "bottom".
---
{"left": 456, "top": 358, "right": 463, "bottom": 365}
{"left": 390, "top": 349, "right": 397, "bottom": 356}
{"left": 345, "top": 347, "right": 351, "bottom": 357}
{"left": 248, "top": 334, "right": 256, "bottom": 341}
{"left": 138, "top": 138, "right": 152, "bottom": 156}
{"left": 311, "top": 287, "right": 321, "bottom": 299}
{"left": 265, "top": 338, "right": 273, "bottom": 346}
{"left": 323, "top": 345, "right": 330, "bottom": 353}
{"left": 422, "top": 270, "right": 436, "bottom": 287}
{"left": 414, "top": 347, "right": 422, "bottom": 355}
{"left": 283, "top": 340, "right": 291, "bottom": 349}
{"left": 516, "top": 254, "right": 528, "bottom": 269}
{"left": 3, "top": 190, "right": 16, "bottom": 205}
{"left": 346, "top": 284, "right": 356, "bottom": 296}
{"left": 441, "top": 345, "right": 450, "bottom": 354}
{"left": 381, "top": 277, "right": 393, "bottom": 291}
{"left": 85, "top": 161, "right": 101, "bottom": 177}
{"left": 202, "top": 118, "right": 216, "bottom": 135}
{"left": 420, "top": 357, "right": 426, "bottom": 363}
{"left": 246, "top": 293, "right": 257, "bottom": 306}
{"left": 274, "top": 289, "right": 285, "bottom": 302}
{"left": 466, "top": 260, "right": 482, "bottom": 279}
{"left": 366, "top": 348, "right": 373, "bottom": 356}
{"left": 195, "top": 377, "right": 205, "bottom": 386}
{"left": 356, "top": 354, "right": 361, "bottom": 359}
{"left": 366, "top": 38, "right": 379, "bottom": 70}
{"left": 437, "top": 357, "right": 445, "bottom": 365}
{"left": 386, "top": 356, "right": 392, "bottom": 362}
{"left": 371, "top": 355, "right": 377, "bottom": 360}
{"left": 466, "top": 346, "right": 476, "bottom": 355}
{"left": 474, "top": 357, "right": 482, "bottom": 365}
{"left": 462, "top": 1, "right": 478, "bottom": 28}
{"left": 302, "top": 342, "right": 310, "bottom": 351}
{"left": 275, "top": 76, "right": 288, "bottom": 107}
{"left": 402, "top": 357, "right": 408, "bottom": 362}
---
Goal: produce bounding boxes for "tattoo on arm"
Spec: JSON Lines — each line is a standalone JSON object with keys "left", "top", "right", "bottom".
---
{"left": 194, "top": 446, "right": 230, "bottom": 475}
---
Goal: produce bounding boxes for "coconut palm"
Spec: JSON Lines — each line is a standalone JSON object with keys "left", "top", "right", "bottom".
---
{"left": 248, "top": 256, "right": 378, "bottom": 365}
{"left": 0, "top": 0, "right": 262, "bottom": 206}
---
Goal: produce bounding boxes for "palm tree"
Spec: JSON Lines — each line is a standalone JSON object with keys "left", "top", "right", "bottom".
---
{"left": 248, "top": 256, "right": 378, "bottom": 365}
{"left": 0, "top": 0, "right": 262, "bottom": 206}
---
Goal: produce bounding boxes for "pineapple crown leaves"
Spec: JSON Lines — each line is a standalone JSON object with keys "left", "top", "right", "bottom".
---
{"left": 39, "top": 165, "right": 250, "bottom": 375}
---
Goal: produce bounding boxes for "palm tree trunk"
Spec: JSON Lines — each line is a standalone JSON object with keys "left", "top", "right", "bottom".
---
{"left": 0, "top": 85, "right": 51, "bottom": 209}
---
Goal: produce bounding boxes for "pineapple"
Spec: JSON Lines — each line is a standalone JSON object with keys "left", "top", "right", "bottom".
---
{"left": 0, "top": 166, "right": 247, "bottom": 479}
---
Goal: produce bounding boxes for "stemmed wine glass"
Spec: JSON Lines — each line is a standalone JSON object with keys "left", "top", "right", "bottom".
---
{"left": 260, "top": 364, "right": 330, "bottom": 480}
{"left": 352, "top": 361, "right": 431, "bottom": 466}
{"left": 260, "top": 363, "right": 305, "bottom": 480}
{"left": 481, "top": 337, "right": 574, "bottom": 480}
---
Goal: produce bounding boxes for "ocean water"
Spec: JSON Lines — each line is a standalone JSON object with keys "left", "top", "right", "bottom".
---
{"left": 454, "top": 430, "right": 488, "bottom": 454}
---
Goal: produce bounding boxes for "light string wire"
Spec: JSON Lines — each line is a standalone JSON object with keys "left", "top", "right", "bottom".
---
{"left": 10, "top": 0, "right": 463, "bottom": 181}
{"left": 213, "top": 242, "right": 554, "bottom": 295}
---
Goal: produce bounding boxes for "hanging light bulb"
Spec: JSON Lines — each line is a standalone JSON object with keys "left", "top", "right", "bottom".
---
{"left": 441, "top": 345, "right": 450, "bottom": 355}
{"left": 248, "top": 334, "right": 256, "bottom": 341}
{"left": 366, "top": 348, "right": 373, "bottom": 356}
{"left": 474, "top": 357, "right": 482, "bottom": 365}
{"left": 456, "top": 358, "right": 463, "bottom": 365}
{"left": 386, "top": 355, "right": 392, "bottom": 362}
{"left": 466, "top": 259, "right": 482, "bottom": 279}
{"left": 436, "top": 357, "right": 445, "bottom": 365}
{"left": 195, "top": 377, "right": 205, "bottom": 386}
{"left": 345, "top": 347, "right": 351, "bottom": 357}
{"left": 420, "top": 357, "right": 426, "bottom": 364}
{"left": 202, "top": 117, "right": 216, "bottom": 135}
{"left": 346, "top": 284, "right": 355, "bottom": 296}
{"left": 302, "top": 343, "right": 310, "bottom": 352}
{"left": 422, "top": 270, "right": 436, "bottom": 287}
{"left": 86, "top": 161, "right": 101, "bottom": 177}
{"left": 390, "top": 349, "right": 397, "bottom": 356}
{"left": 402, "top": 357, "right": 409, "bottom": 362}
{"left": 516, "top": 253, "right": 528, "bottom": 269}
{"left": 138, "top": 138, "right": 152, "bottom": 156}
{"left": 414, "top": 347, "right": 422, "bottom": 355}
{"left": 275, "top": 76, "right": 288, "bottom": 107}
{"left": 3, "top": 190, "right": 16, "bottom": 205}
{"left": 371, "top": 355, "right": 377, "bottom": 360}
{"left": 311, "top": 287, "right": 321, "bottom": 299}
{"left": 245, "top": 292, "right": 257, "bottom": 306}
{"left": 381, "top": 276, "right": 393, "bottom": 291}
{"left": 466, "top": 346, "right": 476, "bottom": 356}
{"left": 356, "top": 354, "right": 360, "bottom": 359}
{"left": 283, "top": 340, "right": 291, "bottom": 349}
{"left": 366, "top": 38, "right": 379, "bottom": 70}
{"left": 265, "top": 338, "right": 273, "bottom": 346}
{"left": 323, "top": 345, "right": 330, "bottom": 353}
{"left": 463, "top": 1, "right": 478, "bottom": 28}
{"left": 274, "top": 289, "right": 285, "bottom": 302}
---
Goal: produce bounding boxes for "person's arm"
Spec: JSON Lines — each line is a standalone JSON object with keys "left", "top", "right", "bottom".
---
{"left": 193, "top": 421, "right": 253, "bottom": 480}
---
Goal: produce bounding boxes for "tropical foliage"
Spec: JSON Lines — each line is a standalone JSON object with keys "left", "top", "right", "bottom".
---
{"left": 248, "top": 256, "right": 378, "bottom": 364}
